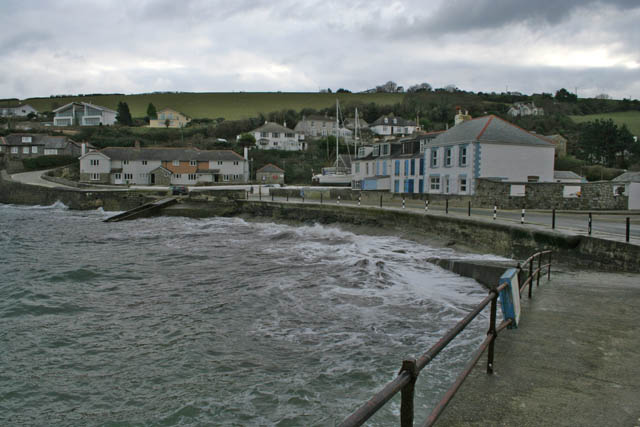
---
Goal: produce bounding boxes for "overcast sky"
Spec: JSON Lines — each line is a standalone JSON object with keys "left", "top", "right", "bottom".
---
{"left": 1, "top": 0, "right": 639, "bottom": 100}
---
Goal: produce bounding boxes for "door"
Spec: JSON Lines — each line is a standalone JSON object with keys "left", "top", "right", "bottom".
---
{"left": 150, "top": 174, "right": 155, "bottom": 185}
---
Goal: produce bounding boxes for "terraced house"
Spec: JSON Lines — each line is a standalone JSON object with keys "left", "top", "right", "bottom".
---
{"left": 79, "top": 144, "right": 248, "bottom": 185}
{"left": 53, "top": 102, "right": 117, "bottom": 126}
{"left": 0, "top": 133, "right": 88, "bottom": 159}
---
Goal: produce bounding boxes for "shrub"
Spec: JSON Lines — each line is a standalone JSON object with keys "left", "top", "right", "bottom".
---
{"left": 22, "top": 155, "right": 77, "bottom": 170}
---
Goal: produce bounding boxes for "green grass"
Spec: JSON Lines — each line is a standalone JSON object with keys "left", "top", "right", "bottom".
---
{"left": 570, "top": 111, "right": 640, "bottom": 136}
{"left": 23, "top": 92, "right": 405, "bottom": 121}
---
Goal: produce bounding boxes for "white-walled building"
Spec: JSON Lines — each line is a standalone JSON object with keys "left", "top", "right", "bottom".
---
{"left": 0, "top": 104, "right": 38, "bottom": 117}
{"left": 248, "top": 122, "right": 306, "bottom": 151}
{"left": 369, "top": 115, "right": 417, "bottom": 136}
{"left": 53, "top": 102, "right": 117, "bottom": 126}
{"left": 294, "top": 115, "right": 353, "bottom": 139}
{"left": 79, "top": 145, "right": 248, "bottom": 185}
{"left": 422, "top": 115, "right": 555, "bottom": 195}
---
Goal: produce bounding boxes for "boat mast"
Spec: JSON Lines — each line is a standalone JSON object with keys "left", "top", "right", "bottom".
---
{"left": 335, "top": 99, "right": 339, "bottom": 169}
{"left": 354, "top": 107, "right": 359, "bottom": 156}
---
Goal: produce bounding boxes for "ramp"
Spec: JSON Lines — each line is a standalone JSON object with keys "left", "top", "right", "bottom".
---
{"left": 104, "top": 197, "right": 178, "bottom": 222}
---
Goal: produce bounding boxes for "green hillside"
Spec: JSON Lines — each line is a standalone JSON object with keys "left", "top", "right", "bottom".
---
{"left": 570, "top": 111, "right": 640, "bottom": 136}
{"left": 22, "top": 92, "right": 405, "bottom": 121}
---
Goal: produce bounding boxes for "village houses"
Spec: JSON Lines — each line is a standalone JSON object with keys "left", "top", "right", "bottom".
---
{"left": 53, "top": 102, "right": 117, "bottom": 126}
{"left": 247, "top": 121, "right": 306, "bottom": 151}
{"left": 79, "top": 143, "right": 249, "bottom": 185}
{"left": 0, "top": 133, "right": 89, "bottom": 159}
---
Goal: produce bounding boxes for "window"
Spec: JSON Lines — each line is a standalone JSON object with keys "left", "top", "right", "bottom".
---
{"left": 394, "top": 160, "right": 400, "bottom": 176}
{"left": 123, "top": 160, "right": 129, "bottom": 165}
{"left": 22, "top": 136, "right": 32, "bottom": 143}
{"left": 459, "top": 177, "right": 467, "bottom": 193}
{"left": 366, "top": 162, "right": 369, "bottom": 175}
{"left": 272, "top": 132, "right": 279, "bottom": 138}
{"left": 124, "top": 173, "right": 133, "bottom": 180}
{"left": 382, "top": 144, "right": 389, "bottom": 155}
{"left": 404, "top": 127, "right": 408, "bottom": 134}
{"left": 394, "top": 180, "right": 399, "bottom": 192}
{"left": 90, "top": 159, "right": 100, "bottom": 166}
{"left": 175, "top": 174, "right": 181, "bottom": 179}
{"left": 31, "top": 146, "right": 38, "bottom": 154}
{"left": 172, "top": 160, "right": 179, "bottom": 166}
{"left": 218, "top": 161, "right": 223, "bottom": 165}
{"left": 419, "top": 158, "right": 425, "bottom": 175}
{"left": 190, "top": 160, "right": 197, "bottom": 166}
{"left": 420, "top": 139, "right": 426, "bottom": 153}
{"left": 355, "top": 163, "right": 360, "bottom": 173}
{"left": 223, "top": 174, "right": 230, "bottom": 181}
{"left": 233, "top": 174, "right": 241, "bottom": 180}
{"left": 376, "top": 161, "right": 380, "bottom": 175}
{"left": 404, "top": 160, "right": 409, "bottom": 176}
{"left": 430, "top": 176, "right": 440, "bottom": 191}
{"left": 114, "top": 173, "right": 122, "bottom": 180}
{"left": 445, "top": 148, "right": 452, "bottom": 167}
{"left": 11, "top": 147, "right": 18, "bottom": 154}
{"left": 188, "top": 174, "right": 197, "bottom": 180}
{"left": 90, "top": 173, "right": 100, "bottom": 181}
{"left": 233, "top": 161, "right": 239, "bottom": 165}
{"left": 23, "top": 147, "right": 29, "bottom": 154}
{"left": 410, "top": 159, "right": 416, "bottom": 175}
{"left": 142, "top": 160, "right": 148, "bottom": 165}
{"left": 273, "top": 141, "right": 278, "bottom": 146}
{"left": 444, "top": 176, "right": 450, "bottom": 193}
{"left": 459, "top": 146, "right": 468, "bottom": 166}
{"left": 431, "top": 149, "right": 438, "bottom": 167}
{"left": 373, "top": 145, "right": 380, "bottom": 157}
{"left": 261, "top": 132, "right": 268, "bottom": 138}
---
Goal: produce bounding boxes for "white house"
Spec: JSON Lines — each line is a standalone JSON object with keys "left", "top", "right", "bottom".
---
{"left": 249, "top": 122, "right": 306, "bottom": 151}
{"left": 79, "top": 145, "right": 249, "bottom": 185}
{"left": 294, "top": 114, "right": 354, "bottom": 139}
{"left": 422, "top": 115, "right": 555, "bottom": 195}
{"left": 369, "top": 115, "right": 417, "bottom": 136}
{"left": 507, "top": 102, "right": 544, "bottom": 117}
{"left": 53, "top": 102, "right": 117, "bottom": 126}
{"left": 0, "top": 104, "right": 38, "bottom": 117}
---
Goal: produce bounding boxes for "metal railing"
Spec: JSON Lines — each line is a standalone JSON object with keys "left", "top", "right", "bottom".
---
{"left": 340, "top": 250, "right": 553, "bottom": 427}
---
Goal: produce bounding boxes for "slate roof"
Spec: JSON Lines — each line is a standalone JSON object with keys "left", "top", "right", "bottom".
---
{"left": 257, "top": 163, "right": 284, "bottom": 173}
{"left": 252, "top": 122, "right": 297, "bottom": 134}
{"left": 554, "top": 171, "right": 584, "bottom": 180}
{"left": 53, "top": 102, "right": 117, "bottom": 114}
{"left": 430, "top": 115, "right": 554, "bottom": 147}
{"left": 370, "top": 115, "right": 416, "bottom": 127}
{"left": 97, "top": 147, "right": 245, "bottom": 162}
{"left": 0, "top": 133, "right": 73, "bottom": 149}
{"left": 612, "top": 171, "right": 640, "bottom": 183}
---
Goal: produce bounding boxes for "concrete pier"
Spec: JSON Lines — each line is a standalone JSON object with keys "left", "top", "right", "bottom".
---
{"left": 436, "top": 269, "right": 640, "bottom": 426}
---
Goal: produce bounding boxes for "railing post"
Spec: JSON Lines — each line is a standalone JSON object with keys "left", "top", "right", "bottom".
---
{"left": 537, "top": 253, "right": 542, "bottom": 287}
{"left": 446, "top": 198, "right": 449, "bottom": 214}
{"left": 380, "top": 195, "right": 383, "bottom": 208}
{"left": 468, "top": 200, "right": 471, "bottom": 216}
{"left": 400, "top": 359, "right": 418, "bottom": 427}
{"left": 627, "top": 217, "right": 630, "bottom": 242}
{"left": 552, "top": 208, "right": 556, "bottom": 229}
{"left": 521, "top": 206, "right": 525, "bottom": 224}
{"left": 588, "top": 212, "right": 592, "bottom": 235}
{"left": 259, "top": 186, "right": 262, "bottom": 201}
{"left": 321, "top": 193, "right": 323, "bottom": 204}
{"left": 286, "top": 193, "right": 289, "bottom": 202}
{"left": 487, "top": 291, "right": 498, "bottom": 374}
{"left": 548, "top": 251, "right": 552, "bottom": 280}
{"left": 528, "top": 257, "right": 533, "bottom": 298}
{"left": 338, "top": 195, "right": 341, "bottom": 205}
{"left": 493, "top": 205, "right": 497, "bottom": 221}
{"left": 358, "top": 194, "right": 361, "bottom": 207}
{"left": 425, "top": 199, "right": 429, "bottom": 212}
{"left": 402, "top": 197, "right": 405, "bottom": 209}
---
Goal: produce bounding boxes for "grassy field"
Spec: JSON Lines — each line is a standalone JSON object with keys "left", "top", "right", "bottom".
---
{"left": 21, "top": 92, "right": 406, "bottom": 121}
{"left": 570, "top": 111, "right": 640, "bottom": 136}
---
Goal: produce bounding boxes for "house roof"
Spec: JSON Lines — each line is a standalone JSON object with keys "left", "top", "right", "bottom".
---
{"left": 371, "top": 115, "right": 416, "bottom": 127}
{"left": 96, "top": 147, "right": 245, "bottom": 162}
{"left": 430, "top": 115, "right": 554, "bottom": 147}
{"left": 157, "top": 107, "right": 190, "bottom": 118}
{"left": 303, "top": 115, "right": 335, "bottom": 122}
{"left": 53, "top": 102, "right": 117, "bottom": 114}
{"left": 252, "top": 122, "right": 297, "bottom": 134}
{"left": 0, "top": 133, "right": 73, "bottom": 149}
{"left": 612, "top": 171, "right": 640, "bottom": 183}
{"left": 257, "top": 163, "right": 285, "bottom": 173}
{"left": 554, "top": 171, "right": 584, "bottom": 180}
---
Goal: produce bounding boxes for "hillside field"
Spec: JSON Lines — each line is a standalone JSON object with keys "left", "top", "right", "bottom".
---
{"left": 570, "top": 111, "right": 640, "bottom": 136}
{"left": 21, "top": 92, "right": 406, "bottom": 121}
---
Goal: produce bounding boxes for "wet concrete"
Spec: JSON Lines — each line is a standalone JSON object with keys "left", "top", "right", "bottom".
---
{"left": 436, "top": 269, "right": 640, "bottom": 427}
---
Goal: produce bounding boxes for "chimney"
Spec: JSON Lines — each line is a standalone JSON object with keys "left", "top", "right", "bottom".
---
{"left": 244, "top": 146, "right": 248, "bottom": 160}
{"left": 284, "top": 120, "right": 287, "bottom": 128}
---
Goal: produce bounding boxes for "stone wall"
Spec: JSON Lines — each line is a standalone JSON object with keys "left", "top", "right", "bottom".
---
{"left": 474, "top": 178, "right": 628, "bottom": 210}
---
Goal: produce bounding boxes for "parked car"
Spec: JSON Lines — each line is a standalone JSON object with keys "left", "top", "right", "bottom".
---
{"left": 171, "top": 185, "right": 188, "bottom": 195}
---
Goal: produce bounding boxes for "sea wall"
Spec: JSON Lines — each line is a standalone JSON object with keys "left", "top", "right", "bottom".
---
{"left": 230, "top": 201, "right": 640, "bottom": 273}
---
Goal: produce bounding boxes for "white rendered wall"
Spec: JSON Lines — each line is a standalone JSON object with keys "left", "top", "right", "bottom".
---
{"left": 479, "top": 144, "right": 554, "bottom": 182}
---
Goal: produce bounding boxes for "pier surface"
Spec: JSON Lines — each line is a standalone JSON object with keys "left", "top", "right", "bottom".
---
{"left": 437, "top": 269, "right": 640, "bottom": 426}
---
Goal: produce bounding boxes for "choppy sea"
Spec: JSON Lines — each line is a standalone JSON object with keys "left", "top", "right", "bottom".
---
{"left": 0, "top": 202, "right": 506, "bottom": 426}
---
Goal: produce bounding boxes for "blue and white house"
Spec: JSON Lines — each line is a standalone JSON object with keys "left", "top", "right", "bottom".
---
{"left": 422, "top": 115, "right": 555, "bottom": 195}
{"left": 53, "top": 102, "right": 117, "bottom": 126}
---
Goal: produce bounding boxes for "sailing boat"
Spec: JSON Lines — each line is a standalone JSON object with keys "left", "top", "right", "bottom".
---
{"left": 311, "top": 100, "right": 354, "bottom": 186}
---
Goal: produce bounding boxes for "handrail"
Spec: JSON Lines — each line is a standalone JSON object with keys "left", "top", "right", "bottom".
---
{"left": 340, "top": 250, "right": 552, "bottom": 427}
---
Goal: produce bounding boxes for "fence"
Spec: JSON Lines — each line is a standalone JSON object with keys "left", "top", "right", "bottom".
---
{"left": 339, "top": 250, "right": 552, "bottom": 427}
{"left": 248, "top": 189, "right": 636, "bottom": 242}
